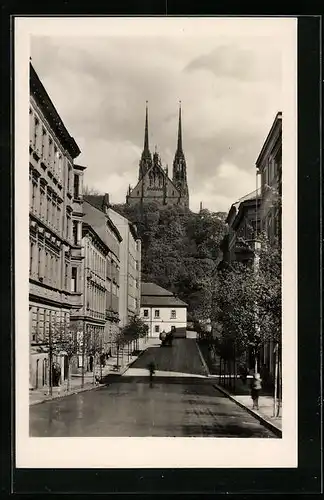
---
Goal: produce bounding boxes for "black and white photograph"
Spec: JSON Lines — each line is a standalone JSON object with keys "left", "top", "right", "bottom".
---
{"left": 15, "top": 16, "right": 297, "bottom": 469}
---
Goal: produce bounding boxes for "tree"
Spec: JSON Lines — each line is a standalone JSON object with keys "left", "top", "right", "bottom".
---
{"left": 110, "top": 202, "right": 227, "bottom": 324}
{"left": 211, "top": 233, "right": 281, "bottom": 384}
{"left": 121, "top": 316, "right": 149, "bottom": 355}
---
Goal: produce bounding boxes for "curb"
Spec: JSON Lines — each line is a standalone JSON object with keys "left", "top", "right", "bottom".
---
{"left": 29, "top": 383, "right": 102, "bottom": 406}
{"left": 212, "top": 383, "right": 282, "bottom": 438}
{"left": 119, "top": 341, "right": 153, "bottom": 374}
{"left": 195, "top": 341, "right": 210, "bottom": 377}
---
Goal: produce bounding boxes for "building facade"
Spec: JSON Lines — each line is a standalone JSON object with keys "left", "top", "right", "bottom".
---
{"left": 126, "top": 103, "right": 189, "bottom": 208}
{"left": 107, "top": 208, "right": 142, "bottom": 328}
{"left": 218, "top": 190, "right": 261, "bottom": 269}
{"left": 29, "top": 62, "right": 83, "bottom": 389}
{"left": 140, "top": 282, "right": 188, "bottom": 338}
{"left": 83, "top": 195, "right": 122, "bottom": 354}
{"left": 70, "top": 223, "right": 108, "bottom": 373}
{"left": 256, "top": 112, "right": 282, "bottom": 244}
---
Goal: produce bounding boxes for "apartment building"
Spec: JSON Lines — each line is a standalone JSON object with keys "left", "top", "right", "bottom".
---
{"left": 83, "top": 196, "right": 122, "bottom": 354}
{"left": 107, "top": 207, "right": 142, "bottom": 328}
{"left": 256, "top": 112, "right": 282, "bottom": 244}
{"left": 29, "top": 62, "right": 83, "bottom": 389}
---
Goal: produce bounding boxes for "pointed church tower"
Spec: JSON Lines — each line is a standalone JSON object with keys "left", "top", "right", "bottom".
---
{"left": 138, "top": 101, "right": 152, "bottom": 180}
{"left": 172, "top": 101, "right": 189, "bottom": 207}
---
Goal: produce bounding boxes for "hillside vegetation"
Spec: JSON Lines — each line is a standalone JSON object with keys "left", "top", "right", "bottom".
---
{"left": 111, "top": 202, "right": 227, "bottom": 323}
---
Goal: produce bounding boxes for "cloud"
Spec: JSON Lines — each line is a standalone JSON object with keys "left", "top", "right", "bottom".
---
{"left": 31, "top": 30, "right": 283, "bottom": 213}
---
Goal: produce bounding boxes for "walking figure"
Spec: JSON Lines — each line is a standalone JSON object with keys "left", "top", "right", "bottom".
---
{"left": 147, "top": 361, "right": 156, "bottom": 387}
{"left": 251, "top": 372, "right": 262, "bottom": 410}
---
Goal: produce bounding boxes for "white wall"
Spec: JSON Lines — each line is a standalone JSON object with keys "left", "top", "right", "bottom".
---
{"left": 140, "top": 306, "right": 187, "bottom": 337}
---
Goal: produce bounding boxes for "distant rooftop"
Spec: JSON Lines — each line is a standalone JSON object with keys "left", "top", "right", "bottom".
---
{"left": 141, "top": 282, "right": 188, "bottom": 307}
{"left": 141, "top": 282, "right": 173, "bottom": 297}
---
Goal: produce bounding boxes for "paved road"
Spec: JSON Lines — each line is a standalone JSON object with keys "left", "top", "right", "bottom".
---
{"left": 129, "top": 338, "right": 207, "bottom": 376}
{"left": 29, "top": 340, "right": 277, "bottom": 438}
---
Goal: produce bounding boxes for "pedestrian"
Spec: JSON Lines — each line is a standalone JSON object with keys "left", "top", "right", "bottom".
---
{"left": 251, "top": 372, "right": 262, "bottom": 410}
{"left": 160, "top": 330, "right": 166, "bottom": 346}
{"left": 147, "top": 361, "right": 156, "bottom": 387}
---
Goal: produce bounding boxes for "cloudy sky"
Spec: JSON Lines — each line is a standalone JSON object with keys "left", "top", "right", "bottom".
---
{"left": 30, "top": 21, "right": 284, "bottom": 213}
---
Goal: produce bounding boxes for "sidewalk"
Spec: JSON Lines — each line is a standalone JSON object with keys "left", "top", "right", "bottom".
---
{"left": 213, "top": 380, "right": 282, "bottom": 436}
{"left": 196, "top": 342, "right": 282, "bottom": 436}
{"left": 29, "top": 336, "right": 159, "bottom": 406}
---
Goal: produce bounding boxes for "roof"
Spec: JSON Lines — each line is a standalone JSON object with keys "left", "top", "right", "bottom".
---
{"left": 141, "top": 282, "right": 173, "bottom": 296}
{"left": 141, "top": 295, "right": 188, "bottom": 307}
{"left": 83, "top": 201, "right": 122, "bottom": 257}
{"left": 256, "top": 112, "right": 282, "bottom": 167}
{"left": 141, "top": 282, "right": 188, "bottom": 307}
{"left": 84, "top": 197, "right": 122, "bottom": 243}
{"left": 30, "top": 63, "right": 81, "bottom": 159}
{"left": 82, "top": 223, "right": 109, "bottom": 254}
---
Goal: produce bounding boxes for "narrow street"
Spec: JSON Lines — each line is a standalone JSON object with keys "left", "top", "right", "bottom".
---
{"left": 30, "top": 340, "right": 277, "bottom": 438}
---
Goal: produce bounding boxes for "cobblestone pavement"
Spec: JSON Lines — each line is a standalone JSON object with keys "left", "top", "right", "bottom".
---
{"left": 30, "top": 340, "right": 277, "bottom": 438}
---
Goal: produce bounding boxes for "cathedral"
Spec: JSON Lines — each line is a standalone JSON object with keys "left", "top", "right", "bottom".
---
{"left": 126, "top": 102, "right": 189, "bottom": 208}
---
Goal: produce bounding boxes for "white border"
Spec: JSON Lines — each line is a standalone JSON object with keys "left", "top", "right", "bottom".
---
{"left": 15, "top": 16, "right": 297, "bottom": 469}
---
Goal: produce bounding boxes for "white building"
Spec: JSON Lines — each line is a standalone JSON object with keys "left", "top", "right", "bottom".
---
{"left": 140, "top": 282, "right": 188, "bottom": 338}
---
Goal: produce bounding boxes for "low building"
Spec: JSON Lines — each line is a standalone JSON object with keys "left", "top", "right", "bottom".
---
{"left": 140, "top": 282, "right": 188, "bottom": 338}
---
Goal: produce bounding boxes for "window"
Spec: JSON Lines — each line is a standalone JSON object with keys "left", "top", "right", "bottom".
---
{"left": 155, "top": 325, "right": 160, "bottom": 333}
{"left": 38, "top": 246, "right": 43, "bottom": 279}
{"left": 154, "top": 310, "right": 160, "bottom": 318}
{"left": 143, "top": 309, "right": 149, "bottom": 317}
{"left": 31, "top": 179, "right": 37, "bottom": 212}
{"left": 74, "top": 174, "right": 80, "bottom": 199}
{"left": 30, "top": 241, "right": 34, "bottom": 275}
{"left": 53, "top": 145, "right": 58, "bottom": 174}
{"left": 34, "top": 116, "right": 39, "bottom": 150}
{"left": 71, "top": 267, "right": 77, "bottom": 292}
{"left": 65, "top": 263, "right": 69, "bottom": 289}
{"left": 57, "top": 204, "right": 61, "bottom": 232}
{"left": 67, "top": 163, "right": 72, "bottom": 192}
{"left": 171, "top": 309, "right": 176, "bottom": 319}
{"left": 48, "top": 137, "right": 53, "bottom": 166}
{"left": 73, "top": 220, "right": 78, "bottom": 245}
{"left": 41, "top": 127, "right": 47, "bottom": 159}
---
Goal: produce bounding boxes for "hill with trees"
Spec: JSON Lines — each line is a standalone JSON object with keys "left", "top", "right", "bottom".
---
{"left": 111, "top": 202, "right": 227, "bottom": 324}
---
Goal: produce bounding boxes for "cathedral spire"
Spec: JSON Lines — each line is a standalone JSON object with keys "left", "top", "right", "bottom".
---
{"left": 177, "top": 100, "right": 183, "bottom": 154}
{"left": 172, "top": 100, "right": 189, "bottom": 208}
{"left": 139, "top": 101, "right": 152, "bottom": 180}
{"left": 144, "top": 101, "right": 149, "bottom": 153}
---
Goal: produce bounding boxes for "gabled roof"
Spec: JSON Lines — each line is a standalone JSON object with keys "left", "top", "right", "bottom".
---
{"left": 141, "top": 282, "right": 188, "bottom": 307}
{"left": 141, "top": 295, "right": 188, "bottom": 307}
{"left": 130, "top": 162, "right": 181, "bottom": 198}
{"left": 141, "top": 282, "right": 173, "bottom": 296}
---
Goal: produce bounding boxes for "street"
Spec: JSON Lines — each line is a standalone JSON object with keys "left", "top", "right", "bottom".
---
{"left": 30, "top": 340, "right": 277, "bottom": 438}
